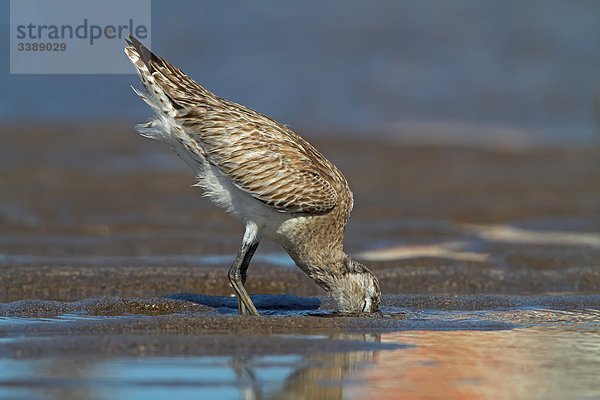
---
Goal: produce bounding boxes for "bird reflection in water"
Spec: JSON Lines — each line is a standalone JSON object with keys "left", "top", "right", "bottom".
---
{"left": 231, "top": 333, "right": 380, "bottom": 400}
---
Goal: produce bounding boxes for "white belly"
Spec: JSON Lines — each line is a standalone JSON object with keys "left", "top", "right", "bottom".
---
{"left": 194, "top": 161, "right": 293, "bottom": 239}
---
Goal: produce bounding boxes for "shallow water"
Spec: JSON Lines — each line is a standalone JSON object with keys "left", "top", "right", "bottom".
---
{"left": 0, "top": 305, "right": 598, "bottom": 400}
{"left": 359, "top": 327, "right": 600, "bottom": 399}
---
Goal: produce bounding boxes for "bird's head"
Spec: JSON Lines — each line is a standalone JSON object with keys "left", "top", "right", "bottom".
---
{"left": 328, "top": 258, "right": 381, "bottom": 315}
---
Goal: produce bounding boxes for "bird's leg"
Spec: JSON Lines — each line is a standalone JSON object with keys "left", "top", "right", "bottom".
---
{"left": 228, "top": 223, "right": 260, "bottom": 316}
{"left": 230, "top": 241, "right": 260, "bottom": 316}
{"left": 238, "top": 241, "right": 259, "bottom": 315}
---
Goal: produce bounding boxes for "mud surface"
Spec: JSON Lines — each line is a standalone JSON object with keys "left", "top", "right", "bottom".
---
{"left": 0, "top": 124, "right": 599, "bottom": 399}
{"left": 1, "top": 124, "right": 599, "bottom": 301}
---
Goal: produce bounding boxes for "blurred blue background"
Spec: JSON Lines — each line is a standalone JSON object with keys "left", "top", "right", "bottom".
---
{"left": 1, "top": 0, "right": 600, "bottom": 144}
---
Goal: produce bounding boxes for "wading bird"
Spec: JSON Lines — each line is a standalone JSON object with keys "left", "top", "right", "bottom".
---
{"left": 125, "top": 36, "right": 380, "bottom": 315}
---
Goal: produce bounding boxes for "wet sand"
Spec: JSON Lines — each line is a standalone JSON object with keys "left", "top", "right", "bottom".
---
{"left": 0, "top": 123, "right": 599, "bottom": 398}
{"left": 1, "top": 124, "right": 599, "bottom": 300}
{"left": 0, "top": 293, "right": 596, "bottom": 359}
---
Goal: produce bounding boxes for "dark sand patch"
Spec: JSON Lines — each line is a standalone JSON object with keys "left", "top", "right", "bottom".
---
{"left": 0, "top": 261, "right": 598, "bottom": 304}
{"left": 0, "top": 294, "right": 320, "bottom": 317}
{"left": 0, "top": 296, "right": 213, "bottom": 317}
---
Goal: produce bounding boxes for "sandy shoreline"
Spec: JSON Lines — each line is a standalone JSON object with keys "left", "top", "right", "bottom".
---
{"left": 0, "top": 123, "right": 598, "bottom": 398}
{"left": 1, "top": 124, "right": 599, "bottom": 310}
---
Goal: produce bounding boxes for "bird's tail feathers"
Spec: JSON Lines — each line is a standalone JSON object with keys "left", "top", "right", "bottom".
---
{"left": 125, "top": 35, "right": 212, "bottom": 113}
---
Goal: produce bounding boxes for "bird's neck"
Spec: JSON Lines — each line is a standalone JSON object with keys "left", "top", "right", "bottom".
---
{"left": 283, "top": 240, "right": 349, "bottom": 290}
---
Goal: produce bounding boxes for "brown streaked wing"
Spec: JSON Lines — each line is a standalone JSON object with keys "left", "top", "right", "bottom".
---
{"left": 189, "top": 111, "right": 339, "bottom": 214}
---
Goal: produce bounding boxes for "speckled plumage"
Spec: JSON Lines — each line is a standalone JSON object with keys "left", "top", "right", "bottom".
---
{"left": 125, "top": 36, "right": 380, "bottom": 315}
